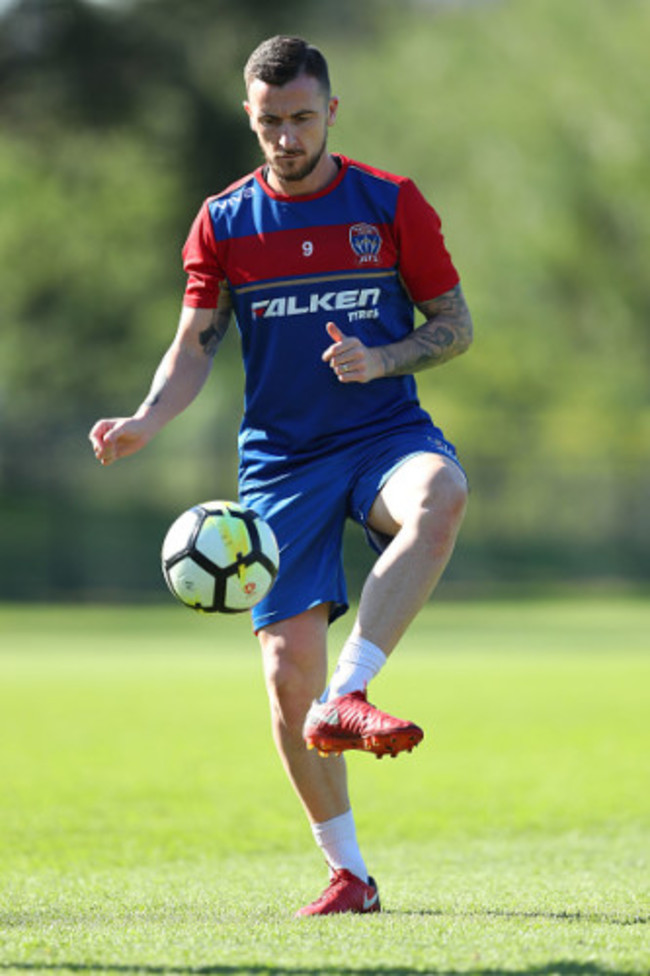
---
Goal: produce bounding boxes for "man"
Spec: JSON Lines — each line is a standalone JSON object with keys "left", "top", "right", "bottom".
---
{"left": 89, "top": 35, "right": 473, "bottom": 917}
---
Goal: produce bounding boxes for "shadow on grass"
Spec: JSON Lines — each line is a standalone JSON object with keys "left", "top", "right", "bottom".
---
{"left": 1, "top": 912, "right": 646, "bottom": 975}
{"left": 385, "top": 909, "right": 649, "bottom": 927}
{"left": 0, "top": 963, "right": 648, "bottom": 975}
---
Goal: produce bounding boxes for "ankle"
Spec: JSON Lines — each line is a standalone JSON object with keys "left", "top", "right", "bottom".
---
{"left": 324, "top": 636, "right": 387, "bottom": 701}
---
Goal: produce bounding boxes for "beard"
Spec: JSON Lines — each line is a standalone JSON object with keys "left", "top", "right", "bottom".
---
{"left": 264, "top": 132, "right": 328, "bottom": 184}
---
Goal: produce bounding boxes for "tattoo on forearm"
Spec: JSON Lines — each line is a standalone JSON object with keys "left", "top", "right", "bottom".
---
{"left": 378, "top": 284, "right": 473, "bottom": 376}
{"left": 429, "top": 325, "right": 455, "bottom": 350}
{"left": 142, "top": 300, "right": 232, "bottom": 410}
{"left": 143, "top": 353, "right": 172, "bottom": 408}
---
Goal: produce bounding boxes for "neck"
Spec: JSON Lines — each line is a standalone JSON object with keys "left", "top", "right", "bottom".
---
{"left": 267, "top": 153, "right": 340, "bottom": 197}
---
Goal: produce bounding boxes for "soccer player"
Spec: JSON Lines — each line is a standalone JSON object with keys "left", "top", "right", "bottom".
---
{"left": 89, "top": 35, "right": 473, "bottom": 917}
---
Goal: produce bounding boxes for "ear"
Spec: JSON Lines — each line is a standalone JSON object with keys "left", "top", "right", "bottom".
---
{"left": 243, "top": 101, "right": 256, "bottom": 131}
{"left": 327, "top": 96, "right": 339, "bottom": 127}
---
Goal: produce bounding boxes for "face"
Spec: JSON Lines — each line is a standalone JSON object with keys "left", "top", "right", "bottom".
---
{"left": 245, "top": 72, "right": 338, "bottom": 194}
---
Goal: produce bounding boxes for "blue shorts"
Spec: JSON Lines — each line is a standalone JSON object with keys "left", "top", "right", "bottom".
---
{"left": 239, "top": 424, "right": 464, "bottom": 632}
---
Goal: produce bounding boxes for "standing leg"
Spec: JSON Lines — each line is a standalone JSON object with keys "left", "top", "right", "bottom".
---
{"left": 258, "top": 604, "right": 380, "bottom": 915}
{"left": 258, "top": 604, "right": 349, "bottom": 824}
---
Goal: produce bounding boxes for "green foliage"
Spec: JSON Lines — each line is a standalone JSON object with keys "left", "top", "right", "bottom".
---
{"left": 0, "top": 600, "right": 648, "bottom": 971}
{"left": 330, "top": 0, "right": 650, "bottom": 562}
{"left": 0, "top": 132, "right": 180, "bottom": 410}
{"left": 0, "top": 0, "right": 648, "bottom": 594}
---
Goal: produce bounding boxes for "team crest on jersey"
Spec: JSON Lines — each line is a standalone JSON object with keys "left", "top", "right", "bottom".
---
{"left": 349, "top": 223, "right": 382, "bottom": 263}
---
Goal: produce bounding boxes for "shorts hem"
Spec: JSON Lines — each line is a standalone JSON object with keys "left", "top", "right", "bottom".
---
{"left": 252, "top": 597, "right": 348, "bottom": 633}
{"left": 358, "top": 447, "right": 467, "bottom": 554}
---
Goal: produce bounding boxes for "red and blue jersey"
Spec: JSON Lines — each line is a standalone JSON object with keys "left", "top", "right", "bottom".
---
{"left": 182, "top": 154, "right": 459, "bottom": 465}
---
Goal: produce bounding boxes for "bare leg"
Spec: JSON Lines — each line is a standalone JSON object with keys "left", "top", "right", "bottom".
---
{"left": 354, "top": 453, "right": 468, "bottom": 654}
{"left": 258, "top": 604, "right": 350, "bottom": 824}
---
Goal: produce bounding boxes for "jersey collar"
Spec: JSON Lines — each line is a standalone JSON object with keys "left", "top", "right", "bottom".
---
{"left": 255, "top": 154, "right": 349, "bottom": 203}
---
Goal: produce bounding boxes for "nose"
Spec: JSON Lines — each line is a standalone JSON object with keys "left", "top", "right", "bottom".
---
{"left": 278, "top": 125, "right": 299, "bottom": 150}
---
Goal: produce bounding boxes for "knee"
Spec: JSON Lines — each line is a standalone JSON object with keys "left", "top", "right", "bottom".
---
{"left": 258, "top": 607, "right": 329, "bottom": 740}
{"left": 261, "top": 641, "right": 320, "bottom": 736}
{"left": 417, "top": 468, "right": 468, "bottom": 555}
{"left": 439, "top": 467, "right": 469, "bottom": 525}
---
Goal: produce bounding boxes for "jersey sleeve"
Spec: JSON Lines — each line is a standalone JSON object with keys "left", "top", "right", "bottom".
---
{"left": 394, "top": 179, "right": 460, "bottom": 304}
{"left": 182, "top": 200, "right": 224, "bottom": 308}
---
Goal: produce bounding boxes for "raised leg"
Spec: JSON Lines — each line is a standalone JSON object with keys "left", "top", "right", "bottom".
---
{"left": 355, "top": 453, "right": 468, "bottom": 653}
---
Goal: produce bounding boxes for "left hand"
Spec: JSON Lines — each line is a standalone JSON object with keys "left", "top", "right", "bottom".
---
{"left": 321, "top": 322, "right": 384, "bottom": 384}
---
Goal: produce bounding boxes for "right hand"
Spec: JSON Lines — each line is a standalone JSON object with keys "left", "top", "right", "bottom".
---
{"left": 88, "top": 416, "right": 154, "bottom": 466}
{"left": 322, "top": 321, "right": 384, "bottom": 383}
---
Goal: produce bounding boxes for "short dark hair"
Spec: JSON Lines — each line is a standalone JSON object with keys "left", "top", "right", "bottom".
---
{"left": 244, "top": 36, "right": 330, "bottom": 94}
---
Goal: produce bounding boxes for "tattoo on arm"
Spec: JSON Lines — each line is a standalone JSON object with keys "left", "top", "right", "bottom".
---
{"left": 378, "top": 284, "right": 473, "bottom": 377}
{"left": 142, "top": 299, "right": 232, "bottom": 410}
{"left": 143, "top": 353, "right": 172, "bottom": 408}
{"left": 199, "top": 305, "right": 231, "bottom": 358}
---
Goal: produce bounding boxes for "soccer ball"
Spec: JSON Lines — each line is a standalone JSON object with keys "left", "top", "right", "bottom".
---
{"left": 161, "top": 500, "right": 279, "bottom": 613}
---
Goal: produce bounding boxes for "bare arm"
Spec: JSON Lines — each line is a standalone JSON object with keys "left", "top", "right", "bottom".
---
{"left": 89, "top": 301, "right": 231, "bottom": 465}
{"left": 378, "top": 283, "right": 473, "bottom": 376}
{"left": 322, "top": 283, "right": 473, "bottom": 383}
{"left": 138, "top": 303, "right": 230, "bottom": 425}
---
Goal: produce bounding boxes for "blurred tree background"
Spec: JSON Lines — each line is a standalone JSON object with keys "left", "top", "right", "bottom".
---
{"left": 0, "top": 0, "right": 648, "bottom": 601}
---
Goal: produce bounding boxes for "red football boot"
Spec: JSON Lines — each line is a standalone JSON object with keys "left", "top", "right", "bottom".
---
{"left": 296, "top": 869, "right": 380, "bottom": 917}
{"left": 303, "top": 689, "right": 423, "bottom": 759}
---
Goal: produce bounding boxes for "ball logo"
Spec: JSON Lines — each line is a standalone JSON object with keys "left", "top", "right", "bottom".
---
{"left": 162, "top": 500, "right": 279, "bottom": 614}
{"left": 349, "top": 223, "right": 382, "bottom": 263}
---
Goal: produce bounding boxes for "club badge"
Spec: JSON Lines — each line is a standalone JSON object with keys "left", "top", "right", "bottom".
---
{"left": 349, "top": 223, "right": 382, "bottom": 263}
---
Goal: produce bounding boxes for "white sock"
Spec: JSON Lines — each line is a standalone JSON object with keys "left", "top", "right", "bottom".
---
{"left": 323, "top": 635, "right": 387, "bottom": 702}
{"left": 310, "top": 810, "right": 368, "bottom": 882}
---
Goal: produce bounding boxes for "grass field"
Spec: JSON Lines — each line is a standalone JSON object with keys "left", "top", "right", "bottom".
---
{"left": 0, "top": 597, "right": 648, "bottom": 976}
